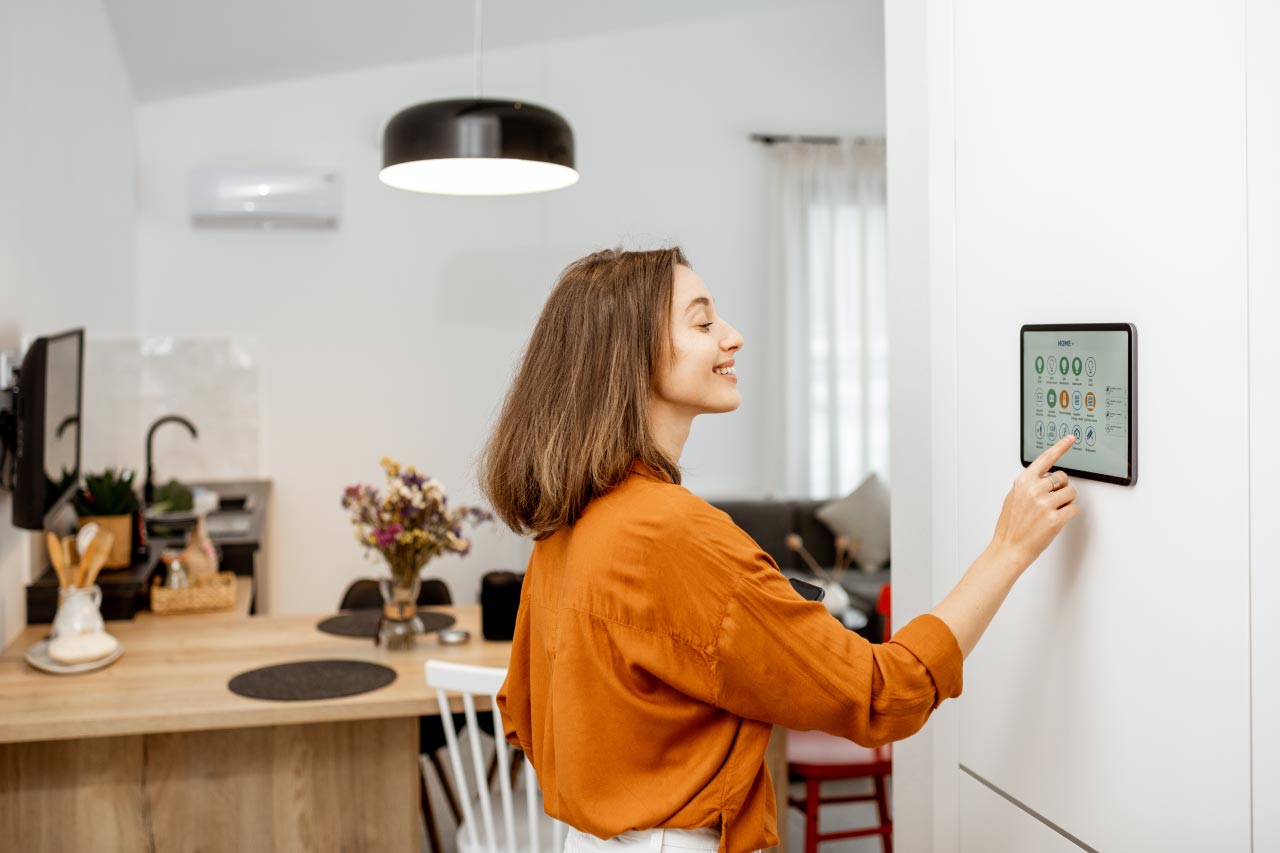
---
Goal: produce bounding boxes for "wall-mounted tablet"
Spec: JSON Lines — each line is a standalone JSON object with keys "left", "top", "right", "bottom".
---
{"left": 1021, "top": 323, "right": 1137, "bottom": 486}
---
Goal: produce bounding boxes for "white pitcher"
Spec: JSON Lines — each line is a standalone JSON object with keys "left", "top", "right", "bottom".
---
{"left": 51, "top": 585, "right": 105, "bottom": 639}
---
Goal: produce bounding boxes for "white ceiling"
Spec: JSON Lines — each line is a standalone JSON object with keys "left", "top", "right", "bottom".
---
{"left": 103, "top": 0, "right": 799, "bottom": 102}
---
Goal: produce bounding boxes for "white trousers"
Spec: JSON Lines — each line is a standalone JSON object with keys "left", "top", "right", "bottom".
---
{"left": 564, "top": 826, "right": 720, "bottom": 853}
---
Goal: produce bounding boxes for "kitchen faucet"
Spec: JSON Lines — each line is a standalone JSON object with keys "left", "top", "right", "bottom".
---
{"left": 144, "top": 415, "right": 198, "bottom": 505}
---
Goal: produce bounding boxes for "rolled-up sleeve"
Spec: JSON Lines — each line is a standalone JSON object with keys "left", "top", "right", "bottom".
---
{"left": 497, "top": 585, "right": 534, "bottom": 751}
{"left": 710, "top": 553, "right": 963, "bottom": 747}
{"left": 496, "top": 672, "right": 528, "bottom": 750}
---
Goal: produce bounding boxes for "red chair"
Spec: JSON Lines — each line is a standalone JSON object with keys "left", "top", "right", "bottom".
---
{"left": 786, "top": 583, "right": 894, "bottom": 853}
{"left": 876, "top": 584, "right": 891, "bottom": 640}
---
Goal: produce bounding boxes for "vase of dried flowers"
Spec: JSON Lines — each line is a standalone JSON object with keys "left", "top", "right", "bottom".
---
{"left": 376, "top": 575, "right": 422, "bottom": 649}
{"left": 341, "top": 457, "right": 490, "bottom": 650}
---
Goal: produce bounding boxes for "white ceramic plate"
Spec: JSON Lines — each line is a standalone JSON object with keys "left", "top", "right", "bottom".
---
{"left": 25, "top": 636, "right": 124, "bottom": 675}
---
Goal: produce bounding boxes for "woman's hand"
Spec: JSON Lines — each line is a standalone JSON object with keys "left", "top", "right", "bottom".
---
{"left": 990, "top": 434, "right": 1080, "bottom": 573}
{"left": 930, "top": 435, "right": 1082, "bottom": 658}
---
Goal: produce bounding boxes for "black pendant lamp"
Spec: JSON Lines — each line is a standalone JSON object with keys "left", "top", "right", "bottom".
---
{"left": 380, "top": 0, "right": 578, "bottom": 196}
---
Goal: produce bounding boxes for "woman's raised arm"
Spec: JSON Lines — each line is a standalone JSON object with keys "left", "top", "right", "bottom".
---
{"left": 931, "top": 434, "right": 1080, "bottom": 658}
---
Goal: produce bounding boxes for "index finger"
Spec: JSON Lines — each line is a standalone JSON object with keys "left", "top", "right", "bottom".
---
{"left": 1029, "top": 434, "right": 1075, "bottom": 476}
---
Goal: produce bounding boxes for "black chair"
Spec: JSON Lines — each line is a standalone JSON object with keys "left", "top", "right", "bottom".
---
{"left": 337, "top": 577, "right": 472, "bottom": 853}
{"left": 338, "top": 577, "right": 453, "bottom": 610}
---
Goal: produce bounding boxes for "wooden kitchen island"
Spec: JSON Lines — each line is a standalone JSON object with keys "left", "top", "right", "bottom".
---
{"left": 0, "top": 602, "right": 790, "bottom": 853}
{"left": 0, "top": 603, "right": 513, "bottom": 853}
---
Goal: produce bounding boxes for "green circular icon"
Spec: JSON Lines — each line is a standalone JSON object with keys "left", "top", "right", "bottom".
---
{"left": 1059, "top": 357, "right": 1069, "bottom": 376}
{"left": 1047, "top": 389, "right": 1057, "bottom": 407}
{"left": 1035, "top": 356, "right": 1045, "bottom": 374}
{"left": 1072, "top": 357, "right": 1083, "bottom": 376}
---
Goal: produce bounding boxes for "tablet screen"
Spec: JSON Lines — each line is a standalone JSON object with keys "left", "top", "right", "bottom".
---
{"left": 1021, "top": 324, "right": 1136, "bottom": 485}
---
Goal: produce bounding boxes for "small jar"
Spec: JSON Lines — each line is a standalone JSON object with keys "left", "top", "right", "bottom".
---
{"left": 161, "top": 552, "right": 189, "bottom": 589}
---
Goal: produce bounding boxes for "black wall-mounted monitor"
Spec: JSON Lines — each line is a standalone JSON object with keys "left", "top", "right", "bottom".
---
{"left": 12, "top": 329, "right": 84, "bottom": 530}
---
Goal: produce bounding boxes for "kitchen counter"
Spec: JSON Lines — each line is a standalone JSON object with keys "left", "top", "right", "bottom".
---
{"left": 146, "top": 478, "right": 270, "bottom": 548}
{"left": 25, "top": 478, "right": 272, "bottom": 624}
{"left": 148, "top": 477, "right": 272, "bottom": 612}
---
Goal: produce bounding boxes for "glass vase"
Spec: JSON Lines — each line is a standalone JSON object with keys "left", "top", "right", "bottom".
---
{"left": 377, "top": 574, "right": 424, "bottom": 650}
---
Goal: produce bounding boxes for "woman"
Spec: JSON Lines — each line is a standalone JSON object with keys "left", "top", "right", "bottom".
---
{"left": 485, "top": 247, "right": 1078, "bottom": 853}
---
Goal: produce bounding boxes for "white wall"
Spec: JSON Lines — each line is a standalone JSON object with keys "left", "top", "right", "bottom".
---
{"left": 884, "top": 0, "right": 960, "bottom": 849}
{"left": 889, "top": 1, "right": 1274, "bottom": 850}
{"left": 0, "top": 0, "right": 137, "bottom": 644}
{"left": 1246, "top": 0, "right": 1280, "bottom": 847}
{"left": 133, "top": 1, "right": 885, "bottom": 613}
{"left": 0, "top": 0, "right": 15, "bottom": 650}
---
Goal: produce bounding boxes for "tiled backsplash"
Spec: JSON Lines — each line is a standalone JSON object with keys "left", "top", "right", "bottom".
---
{"left": 82, "top": 338, "right": 260, "bottom": 483}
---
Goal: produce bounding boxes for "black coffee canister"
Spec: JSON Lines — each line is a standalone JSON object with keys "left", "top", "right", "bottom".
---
{"left": 480, "top": 571, "right": 524, "bottom": 641}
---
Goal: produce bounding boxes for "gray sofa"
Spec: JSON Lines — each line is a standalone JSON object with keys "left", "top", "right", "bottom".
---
{"left": 710, "top": 499, "right": 839, "bottom": 572}
{"left": 711, "top": 498, "right": 888, "bottom": 642}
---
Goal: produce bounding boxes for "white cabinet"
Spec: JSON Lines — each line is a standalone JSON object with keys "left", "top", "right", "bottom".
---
{"left": 889, "top": 1, "right": 1271, "bottom": 849}
{"left": 959, "top": 771, "right": 1080, "bottom": 853}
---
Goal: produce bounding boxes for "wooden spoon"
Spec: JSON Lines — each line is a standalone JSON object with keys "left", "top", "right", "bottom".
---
{"left": 71, "top": 535, "right": 93, "bottom": 589}
{"left": 46, "top": 531, "right": 68, "bottom": 589}
{"left": 63, "top": 538, "right": 78, "bottom": 587}
{"left": 81, "top": 531, "right": 115, "bottom": 589}
{"left": 77, "top": 531, "right": 103, "bottom": 588}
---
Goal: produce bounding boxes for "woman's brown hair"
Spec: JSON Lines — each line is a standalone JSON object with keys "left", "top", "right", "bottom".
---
{"left": 479, "top": 247, "right": 689, "bottom": 538}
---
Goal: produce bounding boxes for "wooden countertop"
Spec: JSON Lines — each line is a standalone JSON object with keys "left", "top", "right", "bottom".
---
{"left": 0, "top": 604, "right": 511, "bottom": 745}
{"left": 146, "top": 478, "right": 271, "bottom": 547}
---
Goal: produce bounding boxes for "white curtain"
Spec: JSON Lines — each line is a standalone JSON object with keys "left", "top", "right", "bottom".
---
{"left": 766, "top": 140, "right": 888, "bottom": 498}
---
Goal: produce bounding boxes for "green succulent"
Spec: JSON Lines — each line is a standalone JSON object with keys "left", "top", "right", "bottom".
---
{"left": 150, "top": 479, "right": 194, "bottom": 513}
{"left": 73, "top": 468, "right": 140, "bottom": 517}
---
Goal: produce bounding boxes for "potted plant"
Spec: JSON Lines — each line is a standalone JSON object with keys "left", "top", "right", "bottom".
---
{"left": 72, "top": 468, "right": 140, "bottom": 569}
{"left": 341, "top": 457, "right": 490, "bottom": 649}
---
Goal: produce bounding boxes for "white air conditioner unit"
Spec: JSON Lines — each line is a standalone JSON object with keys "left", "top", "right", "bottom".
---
{"left": 188, "top": 168, "right": 341, "bottom": 229}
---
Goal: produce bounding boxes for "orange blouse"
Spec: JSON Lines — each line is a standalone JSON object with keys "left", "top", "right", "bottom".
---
{"left": 497, "top": 466, "right": 963, "bottom": 853}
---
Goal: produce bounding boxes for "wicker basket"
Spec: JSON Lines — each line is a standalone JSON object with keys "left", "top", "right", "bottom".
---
{"left": 150, "top": 571, "right": 237, "bottom": 615}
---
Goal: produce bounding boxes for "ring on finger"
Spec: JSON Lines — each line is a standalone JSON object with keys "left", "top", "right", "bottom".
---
{"left": 1044, "top": 471, "right": 1061, "bottom": 491}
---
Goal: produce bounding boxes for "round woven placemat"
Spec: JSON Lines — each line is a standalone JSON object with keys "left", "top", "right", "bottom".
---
{"left": 316, "top": 609, "right": 456, "bottom": 638}
{"left": 228, "top": 659, "right": 397, "bottom": 701}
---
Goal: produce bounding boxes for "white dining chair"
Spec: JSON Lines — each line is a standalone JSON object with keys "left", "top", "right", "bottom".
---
{"left": 424, "top": 660, "right": 568, "bottom": 853}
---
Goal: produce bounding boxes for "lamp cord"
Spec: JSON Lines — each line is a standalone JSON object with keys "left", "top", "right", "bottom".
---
{"left": 473, "top": 0, "right": 483, "bottom": 98}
